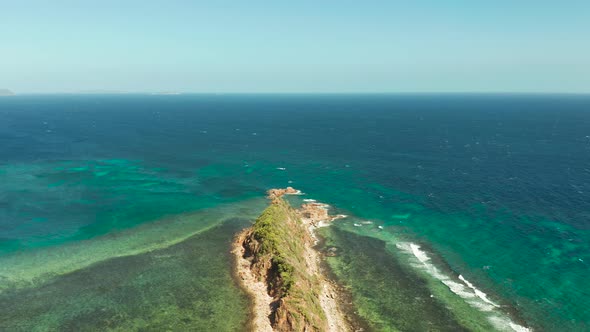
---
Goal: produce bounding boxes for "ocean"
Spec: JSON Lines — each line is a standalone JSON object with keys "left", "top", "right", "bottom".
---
{"left": 0, "top": 94, "right": 588, "bottom": 331}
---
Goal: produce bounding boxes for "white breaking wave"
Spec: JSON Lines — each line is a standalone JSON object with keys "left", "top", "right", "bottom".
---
{"left": 284, "top": 189, "right": 303, "bottom": 195}
{"left": 459, "top": 274, "right": 500, "bottom": 308}
{"left": 409, "top": 243, "right": 430, "bottom": 263}
{"left": 398, "top": 242, "right": 531, "bottom": 332}
{"left": 488, "top": 316, "right": 532, "bottom": 332}
{"left": 314, "top": 203, "right": 330, "bottom": 208}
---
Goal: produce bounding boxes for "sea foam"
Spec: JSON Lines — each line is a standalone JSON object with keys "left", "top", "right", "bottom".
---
{"left": 398, "top": 242, "right": 531, "bottom": 332}
{"left": 459, "top": 274, "right": 500, "bottom": 308}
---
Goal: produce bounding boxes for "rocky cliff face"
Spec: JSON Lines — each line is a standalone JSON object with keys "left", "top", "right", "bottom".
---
{"left": 232, "top": 189, "right": 350, "bottom": 332}
{"left": 237, "top": 198, "right": 326, "bottom": 331}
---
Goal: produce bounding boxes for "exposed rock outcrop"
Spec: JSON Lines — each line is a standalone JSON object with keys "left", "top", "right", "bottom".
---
{"left": 266, "top": 187, "right": 301, "bottom": 201}
{"left": 232, "top": 189, "right": 351, "bottom": 332}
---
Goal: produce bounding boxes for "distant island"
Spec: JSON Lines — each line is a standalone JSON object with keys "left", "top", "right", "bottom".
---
{"left": 151, "top": 91, "right": 182, "bottom": 95}
{"left": 0, "top": 89, "right": 15, "bottom": 96}
{"left": 75, "top": 89, "right": 130, "bottom": 94}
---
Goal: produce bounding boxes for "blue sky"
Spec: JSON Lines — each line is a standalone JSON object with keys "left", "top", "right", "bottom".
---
{"left": 1, "top": 1, "right": 589, "bottom": 93}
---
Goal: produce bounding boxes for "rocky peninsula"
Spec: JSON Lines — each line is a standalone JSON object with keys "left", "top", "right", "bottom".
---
{"left": 232, "top": 188, "right": 352, "bottom": 331}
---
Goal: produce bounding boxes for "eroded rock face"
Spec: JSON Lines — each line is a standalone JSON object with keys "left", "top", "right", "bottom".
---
{"left": 233, "top": 189, "right": 353, "bottom": 332}
{"left": 267, "top": 187, "right": 300, "bottom": 200}
{"left": 267, "top": 187, "right": 337, "bottom": 225}
{"left": 299, "top": 203, "right": 330, "bottom": 223}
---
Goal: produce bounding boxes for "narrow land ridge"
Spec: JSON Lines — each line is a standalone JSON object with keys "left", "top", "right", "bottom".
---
{"left": 231, "top": 188, "right": 351, "bottom": 331}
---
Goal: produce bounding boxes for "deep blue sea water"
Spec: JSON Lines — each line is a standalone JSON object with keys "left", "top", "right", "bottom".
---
{"left": 0, "top": 94, "right": 588, "bottom": 331}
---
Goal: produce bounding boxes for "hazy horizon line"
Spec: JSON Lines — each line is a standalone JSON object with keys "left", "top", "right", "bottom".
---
{"left": 4, "top": 90, "right": 590, "bottom": 96}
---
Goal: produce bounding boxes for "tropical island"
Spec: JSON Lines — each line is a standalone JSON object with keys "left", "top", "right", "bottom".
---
{"left": 232, "top": 188, "right": 355, "bottom": 331}
{"left": 0, "top": 89, "right": 15, "bottom": 96}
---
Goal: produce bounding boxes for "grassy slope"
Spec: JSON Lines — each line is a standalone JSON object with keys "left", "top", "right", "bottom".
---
{"left": 250, "top": 198, "right": 327, "bottom": 331}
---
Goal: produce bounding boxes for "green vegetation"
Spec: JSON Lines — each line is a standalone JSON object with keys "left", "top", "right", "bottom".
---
{"left": 252, "top": 199, "right": 290, "bottom": 255}
{"left": 249, "top": 198, "right": 327, "bottom": 330}
{"left": 251, "top": 199, "right": 301, "bottom": 294}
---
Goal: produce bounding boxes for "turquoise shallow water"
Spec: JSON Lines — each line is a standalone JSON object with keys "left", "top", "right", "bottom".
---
{"left": 1, "top": 94, "right": 589, "bottom": 331}
{"left": 0, "top": 221, "right": 253, "bottom": 331}
{"left": 0, "top": 158, "right": 262, "bottom": 253}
